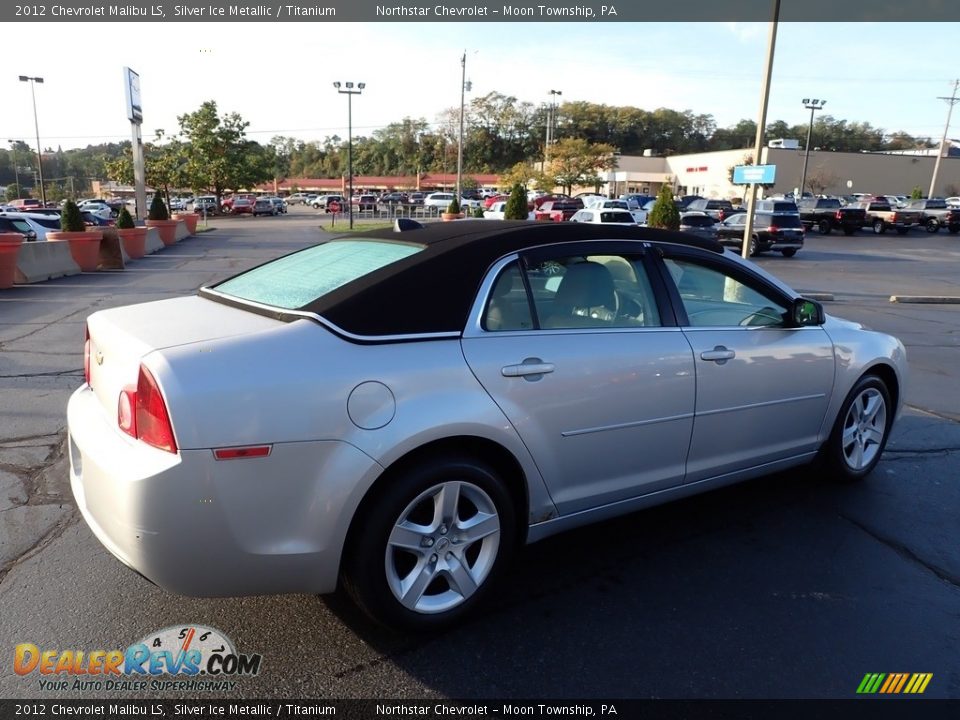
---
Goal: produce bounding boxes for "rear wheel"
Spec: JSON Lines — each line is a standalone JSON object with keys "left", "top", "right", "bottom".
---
{"left": 949, "top": 225, "right": 960, "bottom": 234}
{"left": 817, "top": 220, "right": 831, "bottom": 235}
{"left": 342, "top": 456, "right": 516, "bottom": 631}
{"left": 821, "top": 375, "right": 892, "bottom": 483}
{"left": 925, "top": 218, "right": 940, "bottom": 233}
{"left": 872, "top": 219, "right": 886, "bottom": 234}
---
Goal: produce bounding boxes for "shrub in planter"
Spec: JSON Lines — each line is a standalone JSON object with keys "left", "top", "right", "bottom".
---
{"left": 116, "top": 206, "right": 136, "bottom": 229}
{"left": 148, "top": 191, "right": 169, "bottom": 221}
{"left": 61, "top": 200, "right": 86, "bottom": 232}
{"left": 472, "top": 205, "right": 485, "bottom": 218}
{"left": 646, "top": 184, "right": 680, "bottom": 231}
{"left": 504, "top": 183, "right": 529, "bottom": 220}
{"left": 446, "top": 197, "right": 461, "bottom": 214}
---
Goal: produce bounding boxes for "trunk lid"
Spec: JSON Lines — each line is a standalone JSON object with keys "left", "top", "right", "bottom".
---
{"left": 86, "top": 295, "right": 284, "bottom": 421}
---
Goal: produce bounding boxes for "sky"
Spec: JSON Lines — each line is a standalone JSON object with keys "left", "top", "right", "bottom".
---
{"left": 2, "top": 22, "right": 958, "bottom": 153}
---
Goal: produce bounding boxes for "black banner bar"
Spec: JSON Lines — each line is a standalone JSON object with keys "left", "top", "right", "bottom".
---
{"left": 1, "top": 0, "right": 959, "bottom": 23}
{"left": 1, "top": 700, "right": 960, "bottom": 720}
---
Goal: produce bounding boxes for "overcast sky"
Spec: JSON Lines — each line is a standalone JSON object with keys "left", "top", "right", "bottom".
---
{"left": 3, "top": 22, "right": 957, "bottom": 151}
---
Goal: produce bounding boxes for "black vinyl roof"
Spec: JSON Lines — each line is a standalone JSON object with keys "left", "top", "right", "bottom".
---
{"left": 301, "top": 221, "right": 722, "bottom": 337}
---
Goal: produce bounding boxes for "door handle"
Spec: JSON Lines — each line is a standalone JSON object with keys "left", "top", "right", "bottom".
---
{"left": 700, "top": 346, "right": 736, "bottom": 364}
{"left": 501, "top": 358, "right": 555, "bottom": 379}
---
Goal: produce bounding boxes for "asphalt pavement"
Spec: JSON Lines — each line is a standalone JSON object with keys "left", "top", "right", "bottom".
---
{"left": 1, "top": 214, "right": 958, "bottom": 701}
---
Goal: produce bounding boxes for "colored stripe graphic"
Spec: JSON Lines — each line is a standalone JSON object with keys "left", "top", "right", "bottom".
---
{"left": 857, "top": 673, "right": 932, "bottom": 694}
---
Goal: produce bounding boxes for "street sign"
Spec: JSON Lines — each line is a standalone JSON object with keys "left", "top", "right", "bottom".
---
{"left": 733, "top": 164, "right": 776, "bottom": 185}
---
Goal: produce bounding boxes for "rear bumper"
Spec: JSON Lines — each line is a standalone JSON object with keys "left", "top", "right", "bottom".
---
{"left": 67, "top": 385, "right": 381, "bottom": 597}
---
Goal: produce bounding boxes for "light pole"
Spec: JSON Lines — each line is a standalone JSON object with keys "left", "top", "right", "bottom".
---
{"left": 929, "top": 79, "right": 959, "bottom": 198}
{"left": 7, "top": 141, "right": 21, "bottom": 199}
{"left": 333, "top": 81, "right": 365, "bottom": 229}
{"left": 798, "top": 98, "right": 826, "bottom": 200}
{"left": 19, "top": 75, "right": 46, "bottom": 207}
{"left": 544, "top": 89, "right": 562, "bottom": 168}
{"left": 456, "top": 52, "right": 466, "bottom": 201}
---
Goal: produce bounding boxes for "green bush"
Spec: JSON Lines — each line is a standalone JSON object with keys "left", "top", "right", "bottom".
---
{"left": 60, "top": 200, "right": 86, "bottom": 232}
{"left": 472, "top": 205, "right": 485, "bottom": 218}
{"left": 646, "top": 184, "right": 680, "bottom": 231}
{"left": 504, "top": 183, "right": 529, "bottom": 220}
{"left": 910, "top": 185, "right": 924, "bottom": 200}
{"left": 116, "top": 206, "right": 135, "bottom": 229}
{"left": 148, "top": 190, "right": 169, "bottom": 221}
{"left": 446, "top": 196, "right": 461, "bottom": 214}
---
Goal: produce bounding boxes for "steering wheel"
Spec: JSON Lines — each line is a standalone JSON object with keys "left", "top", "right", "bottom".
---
{"left": 739, "top": 306, "right": 784, "bottom": 327}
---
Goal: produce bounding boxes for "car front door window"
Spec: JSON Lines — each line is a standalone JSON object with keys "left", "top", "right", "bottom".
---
{"left": 665, "top": 258, "right": 787, "bottom": 327}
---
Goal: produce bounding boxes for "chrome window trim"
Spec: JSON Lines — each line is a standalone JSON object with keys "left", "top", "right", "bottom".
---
{"left": 200, "top": 287, "right": 460, "bottom": 343}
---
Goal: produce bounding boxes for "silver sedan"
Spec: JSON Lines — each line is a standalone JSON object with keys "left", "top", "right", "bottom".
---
{"left": 67, "top": 221, "right": 906, "bottom": 631}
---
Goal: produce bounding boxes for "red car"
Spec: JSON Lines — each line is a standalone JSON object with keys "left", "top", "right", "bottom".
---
{"left": 231, "top": 198, "right": 255, "bottom": 215}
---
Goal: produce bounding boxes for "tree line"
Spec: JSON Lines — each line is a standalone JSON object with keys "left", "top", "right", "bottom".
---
{"left": 1, "top": 94, "right": 934, "bottom": 201}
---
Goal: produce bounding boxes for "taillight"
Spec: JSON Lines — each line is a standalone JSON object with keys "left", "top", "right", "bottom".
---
{"left": 835, "top": 211, "right": 843, "bottom": 221}
{"left": 117, "top": 385, "right": 137, "bottom": 438}
{"left": 83, "top": 325, "right": 91, "bottom": 386}
{"left": 768, "top": 225, "right": 779, "bottom": 233}
{"left": 134, "top": 365, "right": 177, "bottom": 453}
{"left": 890, "top": 212, "right": 898, "bottom": 222}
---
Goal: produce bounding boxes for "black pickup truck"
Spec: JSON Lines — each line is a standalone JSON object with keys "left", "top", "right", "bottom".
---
{"left": 797, "top": 198, "right": 866, "bottom": 235}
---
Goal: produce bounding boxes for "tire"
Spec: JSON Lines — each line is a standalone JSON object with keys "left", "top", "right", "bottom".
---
{"left": 895, "top": 228, "right": 908, "bottom": 235}
{"left": 747, "top": 236, "right": 758, "bottom": 257}
{"left": 872, "top": 219, "right": 885, "bottom": 235}
{"left": 949, "top": 225, "right": 960, "bottom": 234}
{"left": 820, "top": 374, "right": 893, "bottom": 483}
{"left": 842, "top": 227, "right": 856, "bottom": 236}
{"left": 342, "top": 456, "right": 516, "bottom": 632}
{"left": 780, "top": 248, "right": 798, "bottom": 257}
{"left": 925, "top": 218, "right": 940, "bottom": 233}
{"left": 817, "top": 220, "right": 831, "bottom": 235}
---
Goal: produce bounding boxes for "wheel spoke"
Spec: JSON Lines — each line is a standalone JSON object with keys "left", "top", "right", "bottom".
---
{"left": 864, "top": 427, "right": 885, "bottom": 446}
{"left": 445, "top": 556, "right": 478, "bottom": 599}
{"left": 851, "top": 439, "right": 864, "bottom": 469}
{"left": 457, "top": 512, "right": 499, "bottom": 544}
{"left": 398, "top": 560, "right": 435, "bottom": 610}
{"left": 863, "top": 393, "right": 883, "bottom": 423}
{"left": 434, "top": 481, "right": 461, "bottom": 527}
{"left": 842, "top": 422, "right": 858, "bottom": 448}
{"left": 389, "top": 522, "right": 429, "bottom": 554}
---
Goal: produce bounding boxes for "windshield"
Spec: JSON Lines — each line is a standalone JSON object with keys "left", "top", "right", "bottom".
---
{"left": 212, "top": 239, "right": 424, "bottom": 310}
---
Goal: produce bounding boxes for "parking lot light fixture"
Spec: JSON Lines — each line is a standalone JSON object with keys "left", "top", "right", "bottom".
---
{"left": 799, "top": 98, "right": 826, "bottom": 201}
{"left": 333, "top": 81, "right": 365, "bottom": 229}
{"left": 18, "top": 75, "right": 46, "bottom": 207}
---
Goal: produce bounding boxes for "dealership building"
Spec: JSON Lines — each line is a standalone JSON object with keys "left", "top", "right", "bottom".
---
{"left": 605, "top": 142, "right": 960, "bottom": 200}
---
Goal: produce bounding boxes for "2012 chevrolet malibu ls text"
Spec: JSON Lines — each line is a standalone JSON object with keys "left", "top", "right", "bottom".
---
{"left": 67, "top": 221, "right": 907, "bottom": 631}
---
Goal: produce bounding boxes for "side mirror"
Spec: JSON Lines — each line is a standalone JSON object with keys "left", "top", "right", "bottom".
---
{"left": 791, "top": 297, "right": 824, "bottom": 327}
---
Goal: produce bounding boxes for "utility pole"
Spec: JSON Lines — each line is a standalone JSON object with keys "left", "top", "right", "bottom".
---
{"left": 456, "top": 51, "right": 466, "bottom": 201}
{"left": 929, "top": 79, "right": 959, "bottom": 198}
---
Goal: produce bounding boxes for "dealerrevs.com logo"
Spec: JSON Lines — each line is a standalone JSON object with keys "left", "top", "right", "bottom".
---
{"left": 14, "top": 625, "right": 262, "bottom": 693}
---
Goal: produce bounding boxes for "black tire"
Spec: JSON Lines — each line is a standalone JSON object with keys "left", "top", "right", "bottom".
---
{"left": 781, "top": 248, "right": 798, "bottom": 257}
{"left": 925, "top": 218, "right": 940, "bottom": 233}
{"left": 342, "top": 456, "right": 516, "bottom": 632}
{"left": 895, "top": 228, "right": 909, "bottom": 235}
{"left": 949, "top": 225, "right": 960, "bottom": 234}
{"left": 842, "top": 227, "right": 856, "bottom": 236}
{"left": 817, "top": 220, "right": 831, "bottom": 235}
{"left": 872, "top": 219, "right": 885, "bottom": 235}
{"left": 747, "top": 236, "right": 758, "bottom": 257}
{"left": 820, "top": 374, "right": 893, "bottom": 483}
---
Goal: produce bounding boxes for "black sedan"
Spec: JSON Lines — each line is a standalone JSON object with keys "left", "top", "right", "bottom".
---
{"left": 716, "top": 212, "right": 805, "bottom": 257}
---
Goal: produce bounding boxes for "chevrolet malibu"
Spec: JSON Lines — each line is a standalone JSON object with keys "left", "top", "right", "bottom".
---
{"left": 68, "top": 221, "right": 907, "bottom": 631}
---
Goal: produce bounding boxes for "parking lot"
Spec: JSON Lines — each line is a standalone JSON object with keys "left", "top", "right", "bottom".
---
{"left": 1, "top": 215, "right": 958, "bottom": 700}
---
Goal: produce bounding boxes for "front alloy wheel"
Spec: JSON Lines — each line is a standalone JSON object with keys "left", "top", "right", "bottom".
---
{"left": 343, "top": 456, "right": 515, "bottom": 631}
{"left": 822, "top": 375, "right": 892, "bottom": 482}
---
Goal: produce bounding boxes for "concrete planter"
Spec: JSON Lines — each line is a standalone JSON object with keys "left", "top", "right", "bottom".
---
{"left": 172, "top": 212, "right": 199, "bottom": 235}
{"left": 117, "top": 227, "right": 148, "bottom": 259}
{"left": 46, "top": 230, "right": 103, "bottom": 272}
{"left": 145, "top": 219, "right": 179, "bottom": 246}
{"left": 0, "top": 233, "right": 24, "bottom": 289}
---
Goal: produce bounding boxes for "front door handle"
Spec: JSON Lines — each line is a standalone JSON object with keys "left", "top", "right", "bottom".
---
{"left": 700, "top": 346, "right": 736, "bottom": 364}
{"left": 501, "top": 357, "right": 555, "bottom": 379}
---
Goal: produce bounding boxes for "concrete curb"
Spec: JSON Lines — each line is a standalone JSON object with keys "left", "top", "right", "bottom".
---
{"left": 890, "top": 295, "right": 960, "bottom": 304}
{"left": 14, "top": 241, "right": 82, "bottom": 284}
{"left": 800, "top": 292, "right": 835, "bottom": 301}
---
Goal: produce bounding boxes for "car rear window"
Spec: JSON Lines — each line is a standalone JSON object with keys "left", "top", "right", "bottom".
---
{"left": 681, "top": 215, "right": 715, "bottom": 227}
{"left": 212, "top": 239, "right": 424, "bottom": 310}
{"left": 601, "top": 211, "right": 635, "bottom": 223}
{"left": 766, "top": 215, "right": 802, "bottom": 228}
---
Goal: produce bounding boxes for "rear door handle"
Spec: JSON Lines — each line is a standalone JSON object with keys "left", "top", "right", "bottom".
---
{"left": 700, "top": 346, "right": 736, "bottom": 364}
{"left": 501, "top": 358, "right": 555, "bottom": 379}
